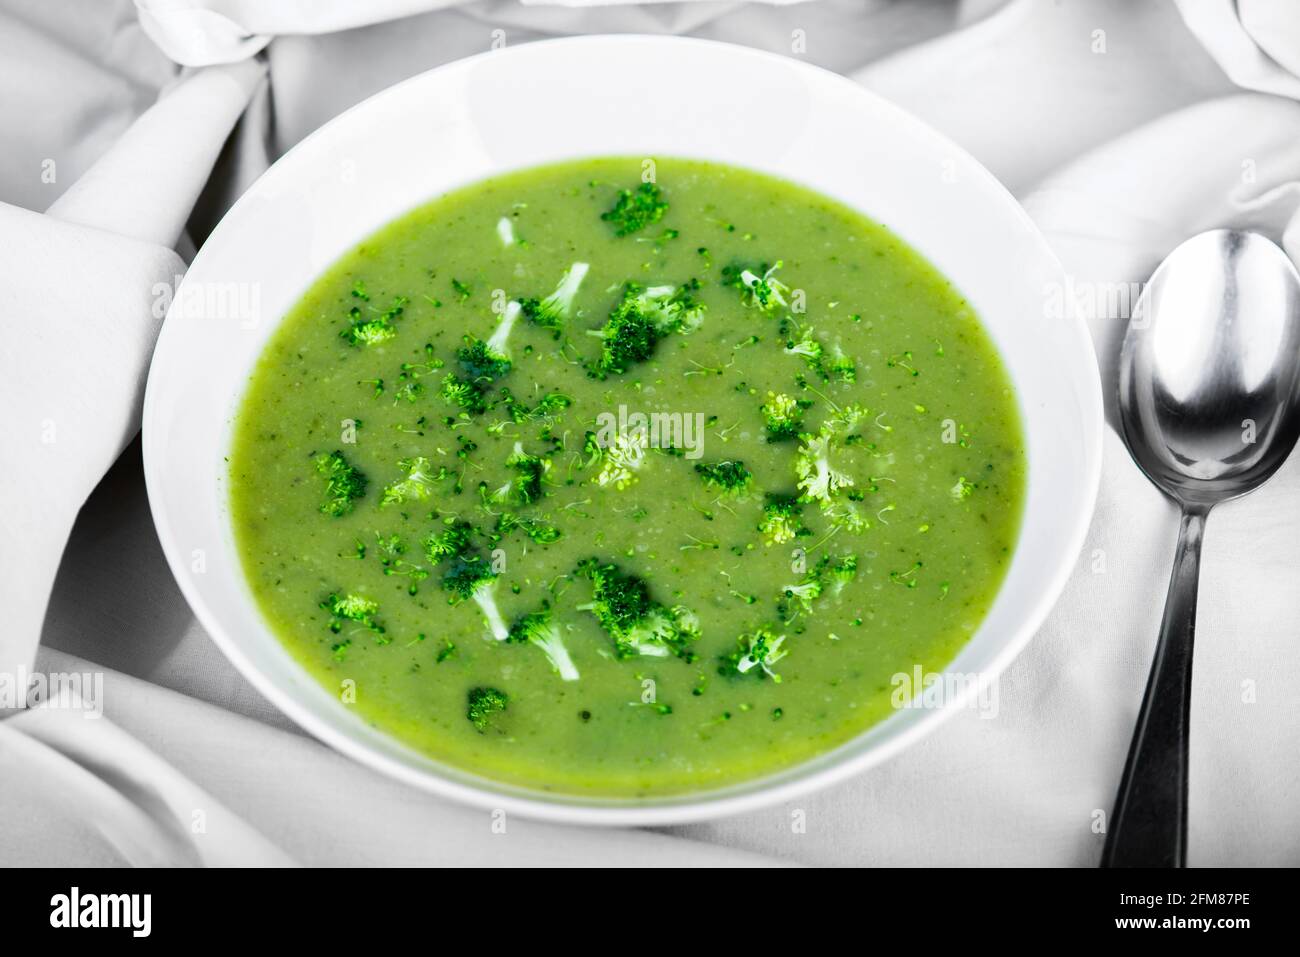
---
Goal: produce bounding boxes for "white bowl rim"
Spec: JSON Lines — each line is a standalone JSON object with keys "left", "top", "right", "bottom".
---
{"left": 143, "top": 33, "right": 1103, "bottom": 827}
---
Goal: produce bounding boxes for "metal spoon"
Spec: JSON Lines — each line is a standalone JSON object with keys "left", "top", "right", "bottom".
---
{"left": 1105, "top": 229, "right": 1300, "bottom": 867}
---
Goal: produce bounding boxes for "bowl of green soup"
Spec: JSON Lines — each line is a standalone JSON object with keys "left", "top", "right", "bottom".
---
{"left": 143, "top": 35, "right": 1102, "bottom": 823}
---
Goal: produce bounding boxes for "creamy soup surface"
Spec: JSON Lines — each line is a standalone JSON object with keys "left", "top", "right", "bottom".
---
{"left": 229, "top": 158, "right": 1025, "bottom": 796}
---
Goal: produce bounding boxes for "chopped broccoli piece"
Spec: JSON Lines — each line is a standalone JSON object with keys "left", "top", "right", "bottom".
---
{"left": 784, "top": 328, "right": 856, "bottom": 382}
{"left": 314, "top": 450, "right": 368, "bottom": 517}
{"left": 580, "top": 430, "right": 605, "bottom": 469}
{"left": 719, "top": 629, "right": 788, "bottom": 682}
{"left": 951, "top": 476, "right": 976, "bottom": 500}
{"left": 721, "top": 261, "right": 789, "bottom": 314}
{"left": 442, "top": 551, "right": 508, "bottom": 642}
{"left": 442, "top": 326, "right": 515, "bottom": 415}
{"left": 794, "top": 404, "right": 868, "bottom": 507}
{"left": 633, "top": 279, "right": 706, "bottom": 332}
{"left": 694, "top": 460, "right": 752, "bottom": 496}
{"left": 784, "top": 331, "right": 822, "bottom": 365}
{"left": 601, "top": 182, "right": 668, "bottom": 237}
{"left": 505, "top": 442, "right": 548, "bottom": 504}
{"left": 595, "top": 431, "right": 648, "bottom": 489}
{"left": 380, "top": 456, "right": 440, "bottom": 507}
{"left": 320, "top": 592, "right": 385, "bottom": 639}
{"left": 780, "top": 553, "right": 858, "bottom": 617}
{"left": 486, "top": 300, "right": 523, "bottom": 358}
{"left": 828, "top": 553, "right": 859, "bottom": 591}
{"left": 825, "top": 345, "right": 857, "bottom": 382}
{"left": 456, "top": 336, "right": 512, "bottom": 383}
{"left": 423, "top": 519, "right": 475, "bottom": 562}
{"left": 519, "top": 262, "right": 589, "bottom": 334}
{"left": 762, "top": 391, "right": 804, "bottom": 441}
{"left": 440, "top": 373, "right": 489, "bottom": 414}
{"left": 795, "top": 431, "right": 853, "bottom": 503}
{"left": 341, "top": 296, "right": 408, "bottom": 346}
{"left": 495, "top": 389, "right": 573, "bottom": 426}
{"left": 467, "top": 686, "right": 508, "bottom": 732}
{"left": 586, "top": 280, "right": 705, "bottom": 377}
{"left": 576, "top": 558, "right": 699, "bottom": 660}
{"left": 759, "top": 493, "right": 806, "bottom": 546}
{"left": 494, "top": 512, "right": 562, "bottom": 544}
{"left": 508, "top": 602, "right": 579, "bottom": 681}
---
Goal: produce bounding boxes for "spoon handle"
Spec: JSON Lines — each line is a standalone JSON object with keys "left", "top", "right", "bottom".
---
{"left": 1101, "top": 506, "right": 1207, "bottom": 868}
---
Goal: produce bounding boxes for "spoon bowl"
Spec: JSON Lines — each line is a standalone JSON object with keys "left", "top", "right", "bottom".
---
{"left": 1105, "top": 229, "right": 1300, "bottom": 867}
{"left": 1119, "top": 229, "right": 1300, "bottom": 506}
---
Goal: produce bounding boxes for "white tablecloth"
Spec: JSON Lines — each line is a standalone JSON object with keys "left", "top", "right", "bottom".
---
{"left": 3, "top": 0, "right": 1299, "bottom": 866}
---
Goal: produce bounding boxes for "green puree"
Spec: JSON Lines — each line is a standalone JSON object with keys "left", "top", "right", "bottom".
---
{"left": 229, "top": 157, "right": 1025, "bottom": 797}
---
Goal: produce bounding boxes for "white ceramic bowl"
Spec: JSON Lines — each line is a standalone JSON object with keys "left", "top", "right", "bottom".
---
{"left": 143, "top": 35, "right": 1102, "bottom": 825}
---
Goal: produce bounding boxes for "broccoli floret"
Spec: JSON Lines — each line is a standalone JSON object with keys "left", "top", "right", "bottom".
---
{"left": 719, "top": 629, "right": 788, "bottom": 682}
{"left": 576, "top": 558, "right": 698, "bottom": 660}
{"left": 481, "top": 442, "right": 550, "bottom": 508}
{"left": 508, "top": 602, "right": 579, "bottom": 681}
{"left": 795, "top": 431, "right": 853, "bottom": 503}
{"left": 580, "top": 431, "right": 605, "bottom": 469}
{"left": 440, "top": 373, "right": 488, "bottom": 414}
{"left": 531, "top": 392, "right": 572, "bottom": 418}
{"left": 783, "top": 332, "right": 822, "bottom": 365}
{"left": 822, "top": 500, "right": 872, "bottom": 534}
{"left": 781, "top": 576, "right": 823, "bottom": 615}
{"left": 951, "top": 476, "right": 976, "bottom": 500}
{"left": 759, "top": 493, "right": 806, "bottom": 546}
{"left": 505, "top": 442, "right": 548, "bottom": 504}
{"left": 601, "top": 182, "right": 668, "bottom": 237}
{"left": 784, "top": 328, "right": 856, "bottom": 382}
{"left": 595, "top": 431, "right": 648, "bottom": 489}
{"left": 632, "top": 279, "right": 706, "bottom": 333}
{"left": 380, "top": 456, "right": 441, "bottom": 507}
{"left": 441, "top": 551, "right": 508, "bottom": 642}
{"left": 588, "top": 297, "right": 657, "bottom": 376}
{"left": 341, "top": 296, "right": 408, "bottom": 346}
{"left": 314, "top": 450, "right": 368, "bottom": 517}
{"left": 494, "top": 512, "right": 562, "bottom": 544}
{"left": 442, "top": 329, "right": 514, "bottom": 415}
{"left": 485, "top": 299, "right": 523, "bottom": 358}
{"left": 794, "top": 404, "right": 868, "bottom": 506}
{"left": 467, "top": 687, "right": 508, "bottom": 732}
{"left": 694, "top": 460, "right": 752, "bottom": 496}
{"left": 320, "top": 592, "right": 385, "bottom": 639}
{"left": 828, "top": 553, "right": 859, "bottom": 591}
{"left": 721, "top": 261, "right": 789, "bottom": 314}
{"left": 762, "top": 391, "right": 804, "bottom": 442}
{"left": 491, "top": 388, "right": 570, "bottom": 428}
{"left": 780, "top": 553, "right": 858, "bottom": 617}
{"left": 825, "top": 345, "right": 857, "bottom": 383}
{"left": 586, "top": 281, "right": 705, "bottom": 377}
{"left": 519, "top": 262, "right": 589, "bottom": 334}
{"left": 422, "top": 518, "right": 475, "bottom": 561}
{"left": 456, "top": 336, "right": 512, "bottom": 383}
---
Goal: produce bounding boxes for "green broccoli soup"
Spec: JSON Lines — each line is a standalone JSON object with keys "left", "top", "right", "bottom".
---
{"left": 229, "top": 157, "right": 1025, "bottom": 797}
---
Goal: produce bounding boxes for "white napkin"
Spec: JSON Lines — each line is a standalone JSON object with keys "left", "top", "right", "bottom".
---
{"left": 134, "top": 0, "right": 805, "bottom": 67}
{"left": 4, "top": 0, "right": 1300, "bottom": 867}
{"left": 0, "top": 60, "right": 263, "bottom": 692}
{"left": 0, "top": 649, "right": 777, "bottom": 866}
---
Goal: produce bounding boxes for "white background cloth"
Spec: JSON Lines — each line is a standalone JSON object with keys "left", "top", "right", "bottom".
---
{"left": 3, "top": 0, "right": 1300, "bottom": 866}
